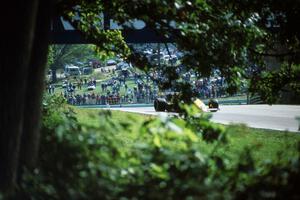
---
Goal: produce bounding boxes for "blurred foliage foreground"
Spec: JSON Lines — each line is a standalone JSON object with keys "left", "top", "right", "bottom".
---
{"left": 11, "top": 95, "right": 300, "bottom": 200}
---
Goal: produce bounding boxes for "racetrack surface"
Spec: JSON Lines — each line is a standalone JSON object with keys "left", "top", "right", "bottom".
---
{"left": 102, "top": 104, "right": 300, "bottom": 132}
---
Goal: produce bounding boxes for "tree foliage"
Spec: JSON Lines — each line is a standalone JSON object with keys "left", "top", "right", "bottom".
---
{"left": 1, "top": 0, "right": 300, "bottom": 197}
{"left": 47, "top": 44, "right": 98, "bottom": 82}
{"left": 14, "top": 95, "right": 300, "bottom": 200}
{"left": 56, "top": 0, "right": 300, "bottom": 103}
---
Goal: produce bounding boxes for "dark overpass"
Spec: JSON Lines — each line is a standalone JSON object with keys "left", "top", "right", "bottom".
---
{"left": 50, "top": 16, "right": 176, "bottom": 44}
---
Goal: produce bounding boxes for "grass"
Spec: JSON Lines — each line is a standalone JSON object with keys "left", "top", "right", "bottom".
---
{"left": 222, "top": 124, "right": 299, "bottom": 162}
{"left": 73, "top": 107, "right": 300, "bottom": 163}
{"left": 74, "top": 107, "right": 152, "bottom": 127}
{"left": 73, "top": 107, "right": 154, "bottom": 146}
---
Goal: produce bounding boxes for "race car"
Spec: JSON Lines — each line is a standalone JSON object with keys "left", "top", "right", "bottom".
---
{"left": 154, "top": 96, "right": 219, "bottom": 113}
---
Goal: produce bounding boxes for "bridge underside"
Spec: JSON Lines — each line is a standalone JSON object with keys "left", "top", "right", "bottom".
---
{"left": 50, "top": 16, "right": 176, "bottom": 44}
{"left": 50, "top": 29, "right": 175, "bottom": 44}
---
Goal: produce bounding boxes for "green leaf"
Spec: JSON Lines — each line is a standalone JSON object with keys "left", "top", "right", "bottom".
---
{"left": 153, "top": 134, "right": 162, "bottom": 148}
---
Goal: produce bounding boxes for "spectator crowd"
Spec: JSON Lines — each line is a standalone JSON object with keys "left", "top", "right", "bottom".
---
{"left": 46, "top": 68, "right": 235, "bottom": 106}
{"left": 46, "top": 72, "right": 159, "bottom": 106}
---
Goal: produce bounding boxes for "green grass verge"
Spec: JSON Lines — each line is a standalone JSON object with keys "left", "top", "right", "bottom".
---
{"left": 222, "top": 124, "right": 299, "bottom": 161}
{"left": 74, "top": 107, "right": 153, "bottom": 127}
{"left": 73, "top": 107, "right": 300, "bottom": 162}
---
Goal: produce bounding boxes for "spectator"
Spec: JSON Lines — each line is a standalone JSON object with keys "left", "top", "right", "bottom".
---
{"left": 51, "top": 84, "right": 55, "bottom": 93}
{"left": 47, "top": 84, "right": 52, "bottom": 94}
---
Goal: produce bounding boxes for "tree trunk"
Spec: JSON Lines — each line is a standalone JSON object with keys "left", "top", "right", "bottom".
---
{"left": 19, "top": 0, "right": 52, "bottom": 172}
{"left": 0, "top": 1, "right": 39, "bottom": 193}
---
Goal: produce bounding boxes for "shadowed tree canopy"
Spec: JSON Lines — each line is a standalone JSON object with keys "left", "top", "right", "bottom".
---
{"left": 1, "top": 0, "right": 299, "bottom": 196}
{"left": 57, "top": 0, "right": 300, "bottom": 103}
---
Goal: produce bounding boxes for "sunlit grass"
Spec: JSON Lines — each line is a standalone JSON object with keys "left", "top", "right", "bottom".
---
{"left": 73, "top": 107, "right": 300, "bottom": 162}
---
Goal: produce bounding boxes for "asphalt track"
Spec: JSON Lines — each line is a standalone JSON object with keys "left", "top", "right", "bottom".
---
{"left": 103, "top": 105, "right": 300, "bottom": 132}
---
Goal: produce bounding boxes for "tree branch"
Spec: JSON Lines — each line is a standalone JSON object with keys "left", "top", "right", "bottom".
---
{"left": 249, "top": 48, "right": 299, "bottom": 57}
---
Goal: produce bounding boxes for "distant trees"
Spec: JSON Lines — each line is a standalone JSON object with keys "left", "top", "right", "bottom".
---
{"left": 48, "top": 44, "right": 97, "bottom": 82}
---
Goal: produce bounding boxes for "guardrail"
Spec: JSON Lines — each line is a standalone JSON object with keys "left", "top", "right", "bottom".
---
{"left": 249, "top": 95, "right": 264, "bottom": 104}
{"left": 203, "top": 99, "right": 247, "bottom": 105}
{"left": 76, "top": 98, "right": 248, "bottom": 109}
{"left": 77, "top": 103, "right": 154, "bottom": 108}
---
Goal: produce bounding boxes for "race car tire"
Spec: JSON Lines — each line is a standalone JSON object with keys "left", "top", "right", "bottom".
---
{"left": 154, "top": 98, "right": 167, "bottom": 112}
{"left": 208, "top": 99, "right": 219, "bottom": 112}
{"left": 165, "top": 104, "right": 173, "bottom": 112}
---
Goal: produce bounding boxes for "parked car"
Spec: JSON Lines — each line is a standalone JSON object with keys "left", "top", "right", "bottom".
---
{"left": 106, "top": 59, "right": 117, "bottom": 67}
{"left": 87, "top": 85, "right": 96, "bottom": 90}
{"left": 82, "top": 67, "right": 93, "bottom": 75}
{"left": 64, "top": 65, "right": 81, "bottom": 77}
{"left": 116, "top": 62, "right": 132, "bottom": 70}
